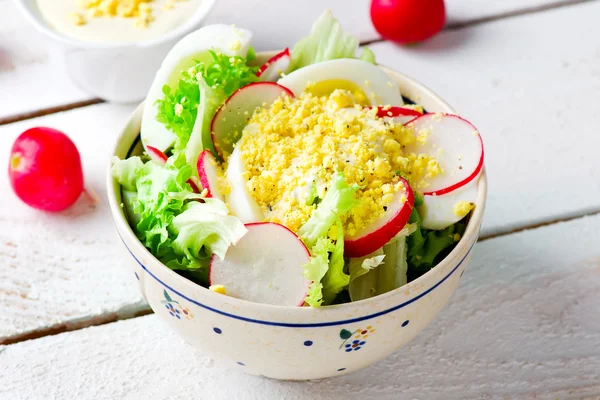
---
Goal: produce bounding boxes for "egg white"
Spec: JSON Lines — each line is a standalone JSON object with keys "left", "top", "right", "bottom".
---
{"left": 278, "top": 58, "right": 403, "bottom": 106}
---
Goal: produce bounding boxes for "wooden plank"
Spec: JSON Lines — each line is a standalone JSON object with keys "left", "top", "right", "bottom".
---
{"left": 0, "top": 0, "right": 376, "bottom": 122}
{"left": 446, "top": 0, "right": 594, "bottom": 27}
{"left": 0, "top": 0, "right": 589, "bottom": 121}
{"left": 371, "top": 0, "right": 600, "bottom": 237}
{"left": 1, "top": 213, "right": 598, "bottom": 399}
{"left": 1, "top": 1, "right": 598, "bottom": 341}
{"left": 0, "top": 103, "right": 148, "bottom": 343}
{"left": 0, "top": 1, "right": 91, "bottom": 121}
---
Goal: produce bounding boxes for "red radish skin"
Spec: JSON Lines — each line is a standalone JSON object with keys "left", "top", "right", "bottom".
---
{"left": 211, "top": 82, "right": 294, "bottom": 159}
{"left": 209, "top": 222, "right": 311, "bottom": 306}
{"left": 370, "top": 0, "right": 446, "bottom": 45}
{"left": 344, "top": 177, "right": 414, "bottom": 258}
{"left": 406, "top": 113, "right": 484, "bottom": 196}
{"left": 372, "top": 106, "right": 422, "bottom": 124}
{"left": 256, "top": 48, "right": 291, "bottom": 82}
{"left": 146, "top": 145, "right": 168, "bottom": 164}
{"left": 196, "top": 150, "right": 223, "bottom": 200}
{"left": 8, "top": 127, "right": 83, "bottom": 212}
{"left": 187, "top": 177, "right": 201, "bottom": 194}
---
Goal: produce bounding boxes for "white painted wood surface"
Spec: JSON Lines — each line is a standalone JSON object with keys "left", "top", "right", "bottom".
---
{"left": 0, "top": 0, "right": 587, "bottom": 120}
{"left": 0, "top": 0, "right": 597, "bottom": 346}
{"left": 1, "top": 0, "right": 599, "bottom": 397}
{"left": 372, "top": 0, "right": 600, "bottom": 237}
{"left": 0, "top": 103, "right": 146, "bottom": 343}
{"left": 2, "top": 214, "right": 599, "bottom": 399}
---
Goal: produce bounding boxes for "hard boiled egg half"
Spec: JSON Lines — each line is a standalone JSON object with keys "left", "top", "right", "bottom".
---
{"left": 278, "top": 58, "right": 403, "bottom": 106}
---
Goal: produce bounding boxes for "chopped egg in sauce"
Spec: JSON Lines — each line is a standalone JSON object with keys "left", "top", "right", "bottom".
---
{"left": 36, "top": 0, "right": 204, "bottom": 43}
{"left": 221, "top": 87, "right": 443, "bottom": 236}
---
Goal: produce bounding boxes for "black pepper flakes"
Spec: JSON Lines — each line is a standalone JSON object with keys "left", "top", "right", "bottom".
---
{"left": 383, "top": 206, "right": 388, "bottom": 211}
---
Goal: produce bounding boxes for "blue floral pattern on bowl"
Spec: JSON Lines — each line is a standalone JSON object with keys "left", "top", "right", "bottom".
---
{"left": 339, "top": 326, "right": 375, "bottom": 351}
{"left": 161, "top": 289, "right": 194, "bottom": 320}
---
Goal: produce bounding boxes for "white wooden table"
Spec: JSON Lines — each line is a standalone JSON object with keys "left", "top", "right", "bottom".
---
{"left": 1, "top": 0, "right": 599, "bottom": 398}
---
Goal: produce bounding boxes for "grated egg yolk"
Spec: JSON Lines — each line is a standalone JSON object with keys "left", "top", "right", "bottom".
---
{"left": 231, "top": 90, "right": 442, "bottom": 236}
{"left": 306, "top": 80, "right": 370, "bottom": 107}
{"left": 453, "top": 201, "right": 474, "bottom": 217}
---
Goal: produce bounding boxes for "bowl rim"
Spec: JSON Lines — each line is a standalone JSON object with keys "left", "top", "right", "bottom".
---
{"left": 13, "top": 0, "right": 217, "bottom": 49}
{"left": 106, "top": 54, "right": 488, "bottom": 321}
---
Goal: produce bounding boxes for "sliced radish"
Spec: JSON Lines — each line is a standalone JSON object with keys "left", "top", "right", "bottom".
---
{"left": 344, "top": 177, "right": 414, "bottom": 258}
{"left": 372, "top": 106, "right": 422, "bottom": 124}
{"left": 405, "top": 114, "right": 483, "bottom": 196}
{"left": 211, "top": 82, "right": 294, "bottom": 158}
{"left": 141, "top": 24, "right": 253, "bottom": 153}
{"left": 256, "top": 48, "right": 291, "bottom": 82}
{"left": 225, "top": 144, "right": 265, "bottom": 223}
{"left": 146, "top": 145, "right": 168, "bottom": 164}
{"left": 209, "top": 222, "right": 311, "bottom": 306}
{"left": 197, "top": 150, "right": 223, "bottom": 201}
{"left": 277, "top": 58, "right": 403, "bottom": 106}
{"left": 420, "top": 178, "right": 479, "bottom": 230}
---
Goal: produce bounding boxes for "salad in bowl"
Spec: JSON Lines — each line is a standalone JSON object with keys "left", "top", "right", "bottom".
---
{"left": 109, "top": 11, "right": 485, "bottom": 379}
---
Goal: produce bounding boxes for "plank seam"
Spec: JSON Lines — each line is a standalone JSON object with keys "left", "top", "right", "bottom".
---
{"left": 1, "top": 0, "right": 595, "bottom": 124}
{"left": 359, "top": 0, "right": 598, "bottom": 46}
{"left": 0, "top": 308, "right": 152, "bottom": 346}
{"left": 3, "top": 210, "right": 599, "bottom": 345}
{"left": 479, "top": 208, "right": 600, "bottom": 241}
{"left": 0, "top": 99, "right": 104, "bottom": 126}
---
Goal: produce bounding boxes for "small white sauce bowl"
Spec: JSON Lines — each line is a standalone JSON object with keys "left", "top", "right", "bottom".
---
{"left": 107, "top": 53, "right": 487, "bottom": 380}
{"left": 14, "top": 0, "right": 216, "bottom": 103}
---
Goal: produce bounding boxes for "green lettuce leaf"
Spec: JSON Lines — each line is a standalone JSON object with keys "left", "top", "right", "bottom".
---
{"left": 298, "top": 172, "right": 359, "bottom": 248}
{"left": 111, "top": 153, "right": 246, "bottom": 281}
{"left": 290, "top": 10, "right": 376, "bottom": 71}
{"left": 302, "top": 236, "right": 334, "bottom": 307}
{"left": 321, "top": 219, "right": 349, "bottom": 304}
{"left": 171, "top": 199, "right": 247, "bottom": 261}
{"left": 348, "top": 248, "right": 385, "bottom": 302}
{"left": 133, "top": 153, "right": 196, "bottom": 256}
{"left": 155, "top": 50, "right": 259, "bottom": 152}
{"left": 406, "top": 196, "right": 467, "bottom": 276}
{"left": 359, "top": 47, "right": 376, "bottom": 63}
{"left": 184, "top": 79, "right": 219, "bottom": 168}
{"left": 111, "top": 156, "right": 144, "bottom": 191}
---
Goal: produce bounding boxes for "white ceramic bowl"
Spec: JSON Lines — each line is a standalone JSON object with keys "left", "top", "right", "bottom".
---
{"left": 107, "top": 54, "right": 487, "bottom": 380}
{"left": 14, "top": 0, "right": 216, "bottom": 103}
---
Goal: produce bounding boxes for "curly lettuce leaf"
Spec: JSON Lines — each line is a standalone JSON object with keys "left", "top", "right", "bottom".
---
{"left": 132, "top": 153, "right": 196, "bottom": 256}
{"left": 171, "top": 199, "right": 247, "bottom": 261}
{"left": 302, "top": 236, "right": 334, "bottom": 307}
{"left": 155, "top": 51, "right": 259, "bottom": 152}
{"left": 111, "top": 154, "right": 246, "bottom": 278}
{"left": 298, "top": 172, "right": 359, "bottom": 248}
{"left": 290, "top": 10, "right": 376, "bottom": 71}
{"left": 321, "top": 219, "right": 350, "bottom": 304}
{"left": 111, "top": 156, "right": 144, "bottom": 192}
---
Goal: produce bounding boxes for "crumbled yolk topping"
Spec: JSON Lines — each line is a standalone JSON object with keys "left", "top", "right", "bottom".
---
{"left": 71, "top": 0, "right": 184, "bottom": 28}
{"left": 234, "top": 89, "right": 442, "bottom": 236}
{"left": 453, "top": 201, "right": 474, "bottom": 217}
{"left": 209, "top": 284, "right": 227, "bottom": 295}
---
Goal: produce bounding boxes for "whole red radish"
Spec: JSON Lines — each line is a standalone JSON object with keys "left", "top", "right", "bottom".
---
{"left": 8, "top": 127, "right": 84, "bottom": 212}
{"left": 370, "top": 0, "right": 446, "bottom": 44}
